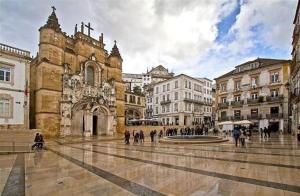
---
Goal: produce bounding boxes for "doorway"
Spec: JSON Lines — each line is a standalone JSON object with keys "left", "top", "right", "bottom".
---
{"left": 269, "top": 121, "right": 279, "bottom": 132}
{"left": 93, "top": 115, "right": 98, "bottom": 136}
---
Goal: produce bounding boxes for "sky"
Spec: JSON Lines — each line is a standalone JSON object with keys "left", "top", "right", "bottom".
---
{"left": 0, "top": 0, "right": 297, "bottom": 79}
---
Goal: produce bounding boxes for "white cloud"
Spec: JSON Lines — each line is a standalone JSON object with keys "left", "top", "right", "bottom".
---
{"left": 90, "top": 0, "right": 238, "bottom": 74}
{"left": 193, "top": 0, "right": 297, "bottom": 79}
{"left": 0, "top": 0, "right": 296, "bottom": 79}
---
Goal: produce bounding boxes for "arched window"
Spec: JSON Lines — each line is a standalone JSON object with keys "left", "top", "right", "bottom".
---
{"left": 86, "top": 66, "right": 94, "bottom": 85}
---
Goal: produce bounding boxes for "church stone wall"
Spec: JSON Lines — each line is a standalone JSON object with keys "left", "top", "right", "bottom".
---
{"left": 40, "top": 65, "right": 63, "bottom": 90}
{"left": 35, "top": 113, "right": 60, "bottom": 137}
{"left": 30, "top": 9, "right": 125, "bottom": 137}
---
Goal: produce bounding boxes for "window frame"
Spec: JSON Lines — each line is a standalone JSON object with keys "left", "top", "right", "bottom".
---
{"left": 0, "top": 94, "right": 13, "bottom": 119}
{"left": 0, "top": 61, "right": 14, "bottom": 85}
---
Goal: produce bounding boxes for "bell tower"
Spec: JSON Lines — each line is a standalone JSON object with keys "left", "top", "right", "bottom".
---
{"left": 108, "top": 41, "right": 125, "bottom": 133}
{"left": 30, "top": 6, "right": 65, "bottom": 137}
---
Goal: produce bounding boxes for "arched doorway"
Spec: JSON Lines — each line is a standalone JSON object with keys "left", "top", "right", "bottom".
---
{"left": 71, "top": 102, "right": 112, "bottom": 136}
{"left": 125, "top": 108, "right": 142, "bottom": 125}
{"left": 91, "top": 106, "right": 109, "bottom": 136}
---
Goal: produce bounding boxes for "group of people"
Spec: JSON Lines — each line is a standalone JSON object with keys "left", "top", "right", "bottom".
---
{"left": 124, "top": 126, "right": 214, "bottom": 144}
{"left": 232, "top": 126, "right": 251, "bottom": 147}
{"left": 260, "top": 127, "right": 272, "bottom": 139}
{"left": 124, "top": 130, "right": 145, "bottom": 144}
{"left": 31, "top": 133, "right": 44, "bottom": 150}
{"left": 179, "top": 126, "right": 210, "bottom": 136}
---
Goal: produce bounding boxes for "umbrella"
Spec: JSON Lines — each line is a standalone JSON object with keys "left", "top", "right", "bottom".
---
{"left": 234, "top": 120, "right": 253, "bottom": 125}
{"left": 217, "top": 121, "right": 233, "bottom": 125}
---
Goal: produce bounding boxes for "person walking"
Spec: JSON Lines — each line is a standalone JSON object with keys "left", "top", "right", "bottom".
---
{"left": 139, "top": 130, "right": 144, "bottom": 143}
{"left": 240, "top": 130, "right": 246, "bottom": 147}
{"left": 159, "top": 130, "right": 163, "bottom": 139}
{"left": 124, "top": 130, "right": 130, "bottom": 144}
{"left": 150, "top": 130, "right": 154, "bottom": 143}
{"left": 233, "top": 126, "right": 241, "bottom": 147}
{"left": 263, "top": 127, "right": 268, "bottom": 139}
{"left": 134, "top": 132, "right": 139, "bottom": 144}
{"left": 260, "top": 128, "right": 264, "bottom": 139}
{"left": 267, "top": 126, "right": 271, "bottom": 138}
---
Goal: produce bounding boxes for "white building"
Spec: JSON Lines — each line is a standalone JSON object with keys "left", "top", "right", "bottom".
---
{"left": 142, "top": 65, "right": 174, "bottom": 87}
{"left": 122, "top": 65, "right": 174, "bottom": 93}
{"left": 0, "top": 43, "right": 31, "bottom": 129}
{"left": 122, "top": 73, "right": 143, "bottom": 91}
{"left": 197, "top": 78, "right": 213, "bottom": 124}
{"left": 152, "top": 74, "right": 208, "bottom": 126}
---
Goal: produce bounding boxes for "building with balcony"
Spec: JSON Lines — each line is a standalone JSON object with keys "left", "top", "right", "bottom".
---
{"left": 215, "top": 58, "right": 290, "bottom": 132}
{"left": 122, "top": 73, "right": 143, "bottom": 92}
{"left": 0, "top": 43, "right": 31, "bottom": 129}
{"left": 290, "top": 0, "right": 300, "bottom": 135}
{"left": 123, "top": 65, "right": 175, "bottom": 119}
{"left": 151, "top": 74, "right": 209, "bottom": 126}
{"left": 124, "top": 91, "right": 145, "bottom": 125}
{"left": 197, "top": 78, "right": 214, "bottom": 125}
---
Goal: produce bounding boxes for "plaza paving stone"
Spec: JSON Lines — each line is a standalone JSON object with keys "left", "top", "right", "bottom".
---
{"left": 0, "top": 133, "right": 299, "bottom": 195}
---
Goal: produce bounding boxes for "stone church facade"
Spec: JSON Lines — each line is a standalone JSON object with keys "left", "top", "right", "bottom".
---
{"left": 30, "top": 8, "right": 125, "bottom": 137}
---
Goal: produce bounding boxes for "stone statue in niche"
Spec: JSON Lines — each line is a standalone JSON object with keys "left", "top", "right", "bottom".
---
{"left": 63, "top": 75, "right": 70, "bottom": 87}
{"left": 102, "top": 82, "right": 112, "bottom": 97}
{"left": 80, "top": 63, "right": 84, "bottom": 75}
{"left": 64, "top": 63, "right": 71, "bottom": 73}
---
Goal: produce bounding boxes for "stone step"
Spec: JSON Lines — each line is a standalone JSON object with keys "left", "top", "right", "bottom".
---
{"left": 0, "top": 129, "right": 40, "bottom": 144}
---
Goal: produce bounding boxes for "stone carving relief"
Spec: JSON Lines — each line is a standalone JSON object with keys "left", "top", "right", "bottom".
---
{"left": 60, "top": 60, "right": 117, "bottom": 136}
{"left": 227, "top": 78, "right": 234, "bottom": 92}
{"left": 241, "top": 74, "right": 250, "bottom": 89}
{"left": 259, "top": 70, "right": 270, "bottom": 86}
{"left": 260, "top": 86, "right": 270, "bottom": 96}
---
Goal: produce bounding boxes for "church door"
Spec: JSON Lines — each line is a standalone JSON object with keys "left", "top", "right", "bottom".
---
{"left": 93, "top": 115, "right": 98, "bottom": 136}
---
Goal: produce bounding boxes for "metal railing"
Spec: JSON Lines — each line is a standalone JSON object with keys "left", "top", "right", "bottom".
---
{"left": 231, "top": 116, "right": 244, "bottom": 120}
{"left": 266, "top": 113, "right": 283, "bottom": 119}
{"left": 219, "top": 116, "right": 229, "bottom": 121}
{"left": 247, "top": 114, "right": 261, "bottom": 120}
{"left": 247, "top": 98, "right": 260, "bottom": 104}
{"left": 266, "top": 95, "right": 284, "bottom": 102}
{"left": 160, "top": 100, "right": 171, "bottom": 105}
{"left": 184, "top": 98, "right": 204, "bottom": 104}
{"left": 231, "top": 100, "right": 244, "bottom": 106}
{"left": 218, "top": 102, "right": 229, "bottom": 108}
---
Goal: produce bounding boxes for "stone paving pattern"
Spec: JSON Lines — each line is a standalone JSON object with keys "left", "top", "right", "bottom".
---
{"left": 0, "top": 133, "right": 299, "bottom": 196}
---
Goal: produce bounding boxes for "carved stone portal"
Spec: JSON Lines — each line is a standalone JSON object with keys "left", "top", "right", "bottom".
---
{"left": 60, "top": 60, "right": 117, "bottom": 137}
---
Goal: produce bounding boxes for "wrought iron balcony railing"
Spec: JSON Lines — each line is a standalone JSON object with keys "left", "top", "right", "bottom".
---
{"left": 184, "top": 98, "right": 204, "bottom": 104}
{"left": 266, "top": 113, "right": 283, "bottom": 119}
{"left": 218, "top": 102, "right": 229, "bottom": 108}
{"left": 266, "top": 95, "right": 284, "bottom": 102}
{"left": 247, "top": 114, "right": 262, "bottom": 120}
{"left": 160, "top": 100, "right": 171, "bottom": 105}
{"left": 231, "top": 100, "right": 244, "bottom": 107}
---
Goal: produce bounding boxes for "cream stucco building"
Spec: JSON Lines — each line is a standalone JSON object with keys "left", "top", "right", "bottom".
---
{"left": 152, "top": 74, "right": 210, "bottom": 126}
{"left": 290, "top": 1, "right": 300, "bottom": 135}
{"left": 215, "top": 58, "right": 290, "bottom": 132}
{"left": 0, "top": 43, "right": 31, "bottom": 129}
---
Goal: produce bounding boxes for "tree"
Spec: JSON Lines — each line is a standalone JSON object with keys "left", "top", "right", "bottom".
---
{"left": 133, "top": 86, "right": 142, "bottom": 95}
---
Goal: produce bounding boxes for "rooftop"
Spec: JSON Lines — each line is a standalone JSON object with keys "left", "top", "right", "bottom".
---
{"left": 215, "top": 58, "right": 290, "bottom": 80}
{"left": 0, "top": 43, "right": 31, "bottom": 59}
